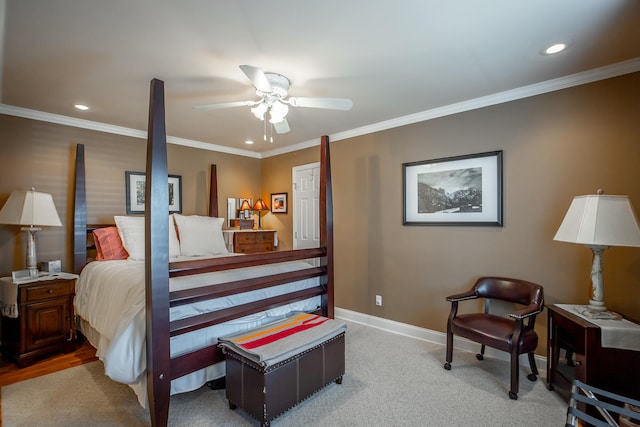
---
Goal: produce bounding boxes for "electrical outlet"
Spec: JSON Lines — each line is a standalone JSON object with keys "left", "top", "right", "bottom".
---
{"left": 375, "top": 295, "right": 382, "bottom": 306}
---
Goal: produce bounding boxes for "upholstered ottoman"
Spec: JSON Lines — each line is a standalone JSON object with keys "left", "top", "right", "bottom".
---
{"left": 219, "top": 313, "right": 346, "bottom": 427}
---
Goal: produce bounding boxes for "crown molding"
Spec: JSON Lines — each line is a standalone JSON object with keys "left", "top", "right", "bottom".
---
{"left": 262, "top": 57, "right": 640, "bottom": 157}
{"left": 2, "top": 58, "right": 638, "bottom": 159}
{"left": 0, "top": 104, "right": 260, "bottom": 158}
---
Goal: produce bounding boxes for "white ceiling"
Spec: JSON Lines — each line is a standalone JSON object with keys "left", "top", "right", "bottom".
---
{"left": 2, "top": 0, "right": 639, "bottom": 157}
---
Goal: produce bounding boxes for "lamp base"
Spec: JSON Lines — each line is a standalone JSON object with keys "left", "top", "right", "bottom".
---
{"left": 575, "top": 306, "right": 622, "bottom": 320}
{"left": 587, "top": 299, "right": 607, "bottom": 312}
{"left": 21, "top": 226, "right": 41, "bottom": 277}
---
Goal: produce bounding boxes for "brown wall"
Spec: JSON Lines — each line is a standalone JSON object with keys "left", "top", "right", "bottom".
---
{"left": 0, "top": 115, "right": 261, "bottom": 274}
{"left": 1, "top": 72, "right": 639, "bottom": 355}
{"left": 261, "top": 72, "right": 640, "bottom": 352}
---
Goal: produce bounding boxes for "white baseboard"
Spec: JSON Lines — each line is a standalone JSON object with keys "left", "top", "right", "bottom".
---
{"left": 334, "top": 307, "right": 548, "bottom": 377}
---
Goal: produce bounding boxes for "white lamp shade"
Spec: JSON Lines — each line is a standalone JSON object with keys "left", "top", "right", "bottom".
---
{"left": 554, "top": 194, "right": 640, "bottom": 247}
{"left": 0, "top": 189, "right": 62, "bottom": 227}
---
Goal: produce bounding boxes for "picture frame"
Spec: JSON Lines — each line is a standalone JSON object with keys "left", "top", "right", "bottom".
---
{"left": 125, "top": 171, "right": 183, "bottom": 214}
{"left": 402, "top": 150, "right": 503, "bottom": 226}
{"left": 270, "top": 192, "right": 288, "bottom": 213}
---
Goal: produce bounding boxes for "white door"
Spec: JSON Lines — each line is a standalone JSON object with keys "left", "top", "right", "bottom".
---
{"left": 293, "top": 162, "right": 320, "bottom": 249}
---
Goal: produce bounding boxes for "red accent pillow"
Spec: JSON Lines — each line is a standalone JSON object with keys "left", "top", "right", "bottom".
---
{"left": 93, "top": 227, "right": 128, "bottom": 260}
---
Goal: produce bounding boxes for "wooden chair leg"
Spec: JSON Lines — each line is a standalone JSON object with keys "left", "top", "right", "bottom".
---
{"left": 509, "top": 351, "right": 519, "bottom": 400}
{"left": 444, "top": 327, "right": 453, "bottom": 369}
{"left": 527, "top": 351, "right": 538, "bottom": 381}
{"left": 476, "top": 344, "right": 485, "bottom": 360}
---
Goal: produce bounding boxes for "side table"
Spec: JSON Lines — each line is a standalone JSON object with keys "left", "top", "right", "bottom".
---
{"left": 0, "top": 273, "right": 78, "bottom": 367}
{"left": 547, "top": 304, "right": 640, "bottom": 403}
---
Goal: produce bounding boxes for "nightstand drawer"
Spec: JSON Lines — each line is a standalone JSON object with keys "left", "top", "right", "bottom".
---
{"left": 26, "top": 279, "right": 75, "bottom": 302}
{"left": 236, "top": 242, "right": 274, "bottom": 253}
{"left": 254, "top": 231, "right": 274, "bottom": 242}
{"left": 236, "top": 233, "right": 258, "bottom": 244}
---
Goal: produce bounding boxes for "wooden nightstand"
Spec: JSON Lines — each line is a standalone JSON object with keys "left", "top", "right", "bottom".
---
{"left": 0, "top": 274, "right": 77, "bottom": 367}
{"left": 547, "top": 304, "right": 640, "bottom": 403}
{"left": 223, "top": 230, "right": 277, "bottom": 254}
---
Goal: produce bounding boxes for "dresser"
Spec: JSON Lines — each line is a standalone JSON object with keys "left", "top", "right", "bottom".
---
{"left": 546, "top": 304, "right": 640, "bottom": 403}
{"left": 0, "top": 274, "right": 78, "bottom": 367}
{"left": 223, "top": 229, "right": 277, "bottom": 254}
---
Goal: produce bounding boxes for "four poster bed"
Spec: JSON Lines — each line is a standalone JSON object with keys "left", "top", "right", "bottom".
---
{"left": 72, "top": 79, "right": 335, "bottom": 427}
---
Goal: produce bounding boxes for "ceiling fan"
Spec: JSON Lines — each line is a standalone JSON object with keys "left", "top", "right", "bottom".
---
{"left": 193, "top": 65, "right": 353, "bottom": 137}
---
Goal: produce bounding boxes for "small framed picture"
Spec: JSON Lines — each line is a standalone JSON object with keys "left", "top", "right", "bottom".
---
{"left": 125, "top": 171, "right": 183, "bottom": 214}
{"left": 271, "top": 192, "right": 288, "bottom": 213}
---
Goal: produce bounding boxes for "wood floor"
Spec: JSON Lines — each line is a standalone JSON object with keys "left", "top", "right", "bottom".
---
{"left": 0, "top": 341, "right": 98, "bottom": 427}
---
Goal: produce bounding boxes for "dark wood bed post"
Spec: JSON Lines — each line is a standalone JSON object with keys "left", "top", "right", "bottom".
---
{"left": 209, "top": 164, "right": 218, "bottom": 217}
{"left": 145, "top": 78, "right": 171, "bottom": 427}
{"left": 320, "top": 135, "right": 334, "bottom": 318}
{"left": 73, "top": 144, "right": 87, "bottom": 274}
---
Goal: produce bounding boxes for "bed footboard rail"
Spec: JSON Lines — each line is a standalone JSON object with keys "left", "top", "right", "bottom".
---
{"left": 169, "top": 248, "right": 325, "bottom": 276}
{"left": 170, "top": 266, "right": 326, "bottom": 307}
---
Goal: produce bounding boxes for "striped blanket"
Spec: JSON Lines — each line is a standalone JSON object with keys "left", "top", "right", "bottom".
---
{"left": 218, "top": 312, "right": 347, "bottom": 367}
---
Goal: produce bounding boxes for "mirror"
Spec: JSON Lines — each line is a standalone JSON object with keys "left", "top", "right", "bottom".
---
{"left": 227, "top": 198, "right": 237, "bottom": 228}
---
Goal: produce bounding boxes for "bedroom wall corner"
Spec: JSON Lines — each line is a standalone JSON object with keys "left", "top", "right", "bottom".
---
{"left": 260, "top": 147, "right": 318, "bottom": 251}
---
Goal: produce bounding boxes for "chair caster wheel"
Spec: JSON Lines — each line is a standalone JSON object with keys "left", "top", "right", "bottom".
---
{"left": 508, "top": 391, "right": 518, "bottom": 400}
{"left": 475, "top": 354, "right": 484, "bottom": 361}
{"left": 444, "top": 362, "right": 451, "bottom": 370}
{"left": 527, "top": 374, "right": 537, "bottom": 382}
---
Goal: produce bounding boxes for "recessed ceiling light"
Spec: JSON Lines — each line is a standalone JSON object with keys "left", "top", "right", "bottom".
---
{"left": 245, "top": 140, "right": 254, "bottom": 145}
{"left": 74, "top": 104, "right": 90, "bottom": 111}
{"left": 544, "top": 43, "right": 567, "bottom": 55}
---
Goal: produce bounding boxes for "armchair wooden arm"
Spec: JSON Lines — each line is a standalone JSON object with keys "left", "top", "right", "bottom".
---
{"left": 510, "top": 303, "right": 544, "bottom": 320}
{"left": 446, "top": 289, "right": 478, "bottom": 302}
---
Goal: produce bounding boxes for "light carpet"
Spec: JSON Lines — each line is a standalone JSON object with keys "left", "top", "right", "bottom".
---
{"left": 2, "top": 320, "right": 568, "bottom": 426}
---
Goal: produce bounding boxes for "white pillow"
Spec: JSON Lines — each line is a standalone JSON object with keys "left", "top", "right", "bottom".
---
{"left": 114, "top": 215, "right": 181, "bottom": 260}
{"left": 173, "top": 214, "right": 228, "bottom": 256}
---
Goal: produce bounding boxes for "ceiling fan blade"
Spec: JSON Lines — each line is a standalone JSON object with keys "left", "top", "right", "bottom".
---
{"left": 274, "top": 118, "right": 290, "bottom": 134}
{"left": 287, "top": 97, "right": 353, "bottom": 110}
{"left": 239, "top": 65, "right": 272, "bottom": 93}
{"left": 193, "top": 100, "right": 256, "bottom": 111}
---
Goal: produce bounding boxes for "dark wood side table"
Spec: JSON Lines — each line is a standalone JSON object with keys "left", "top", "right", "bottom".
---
{"left": 547, "top": 304, "right": 640, "bottom": 403}
{"left": 0, "top": 274, "right": 77, "bottom": 367}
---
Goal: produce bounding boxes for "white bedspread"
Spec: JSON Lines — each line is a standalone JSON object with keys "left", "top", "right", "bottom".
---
{"left": 74, "top": 255, "right": 320, "bottom": 406}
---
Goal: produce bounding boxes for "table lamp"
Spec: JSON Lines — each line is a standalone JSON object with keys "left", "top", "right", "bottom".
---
{"left": 0, "top": 188, "right": 62, "bottom": 278}
{"left": 553, "top": 190, "right": 640, "bottom": 318}
{"left": 252, "top": 198, "right": 269, "bottom": 230}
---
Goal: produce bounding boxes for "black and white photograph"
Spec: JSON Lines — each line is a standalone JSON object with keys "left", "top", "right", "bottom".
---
{"left": 125, "top": 171, "right": 183, "bottom": 214}
{"left": 403, "top": 151, "right": 502, "bottom": 226}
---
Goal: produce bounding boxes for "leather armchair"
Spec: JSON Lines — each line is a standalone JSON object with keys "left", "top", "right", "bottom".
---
{"left": 444, "top": 276, "right": 544, "bottom": 400}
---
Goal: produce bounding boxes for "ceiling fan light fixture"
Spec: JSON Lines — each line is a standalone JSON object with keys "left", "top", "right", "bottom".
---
{"left": 268, "top": 101, "right": 289, "bottom": 124}
{"left": 251, "top": 103, "right": 268, "bottom": 120}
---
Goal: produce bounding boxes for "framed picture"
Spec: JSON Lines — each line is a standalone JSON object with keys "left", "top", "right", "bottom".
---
{"left": 402, "top": 150, "right": 503, "bottom": 226}
{"left": 125, "top": 171, "right": 183, "bottom": 214}
{"left": 270, "top": 192, "right": 288, "bottom": 213}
